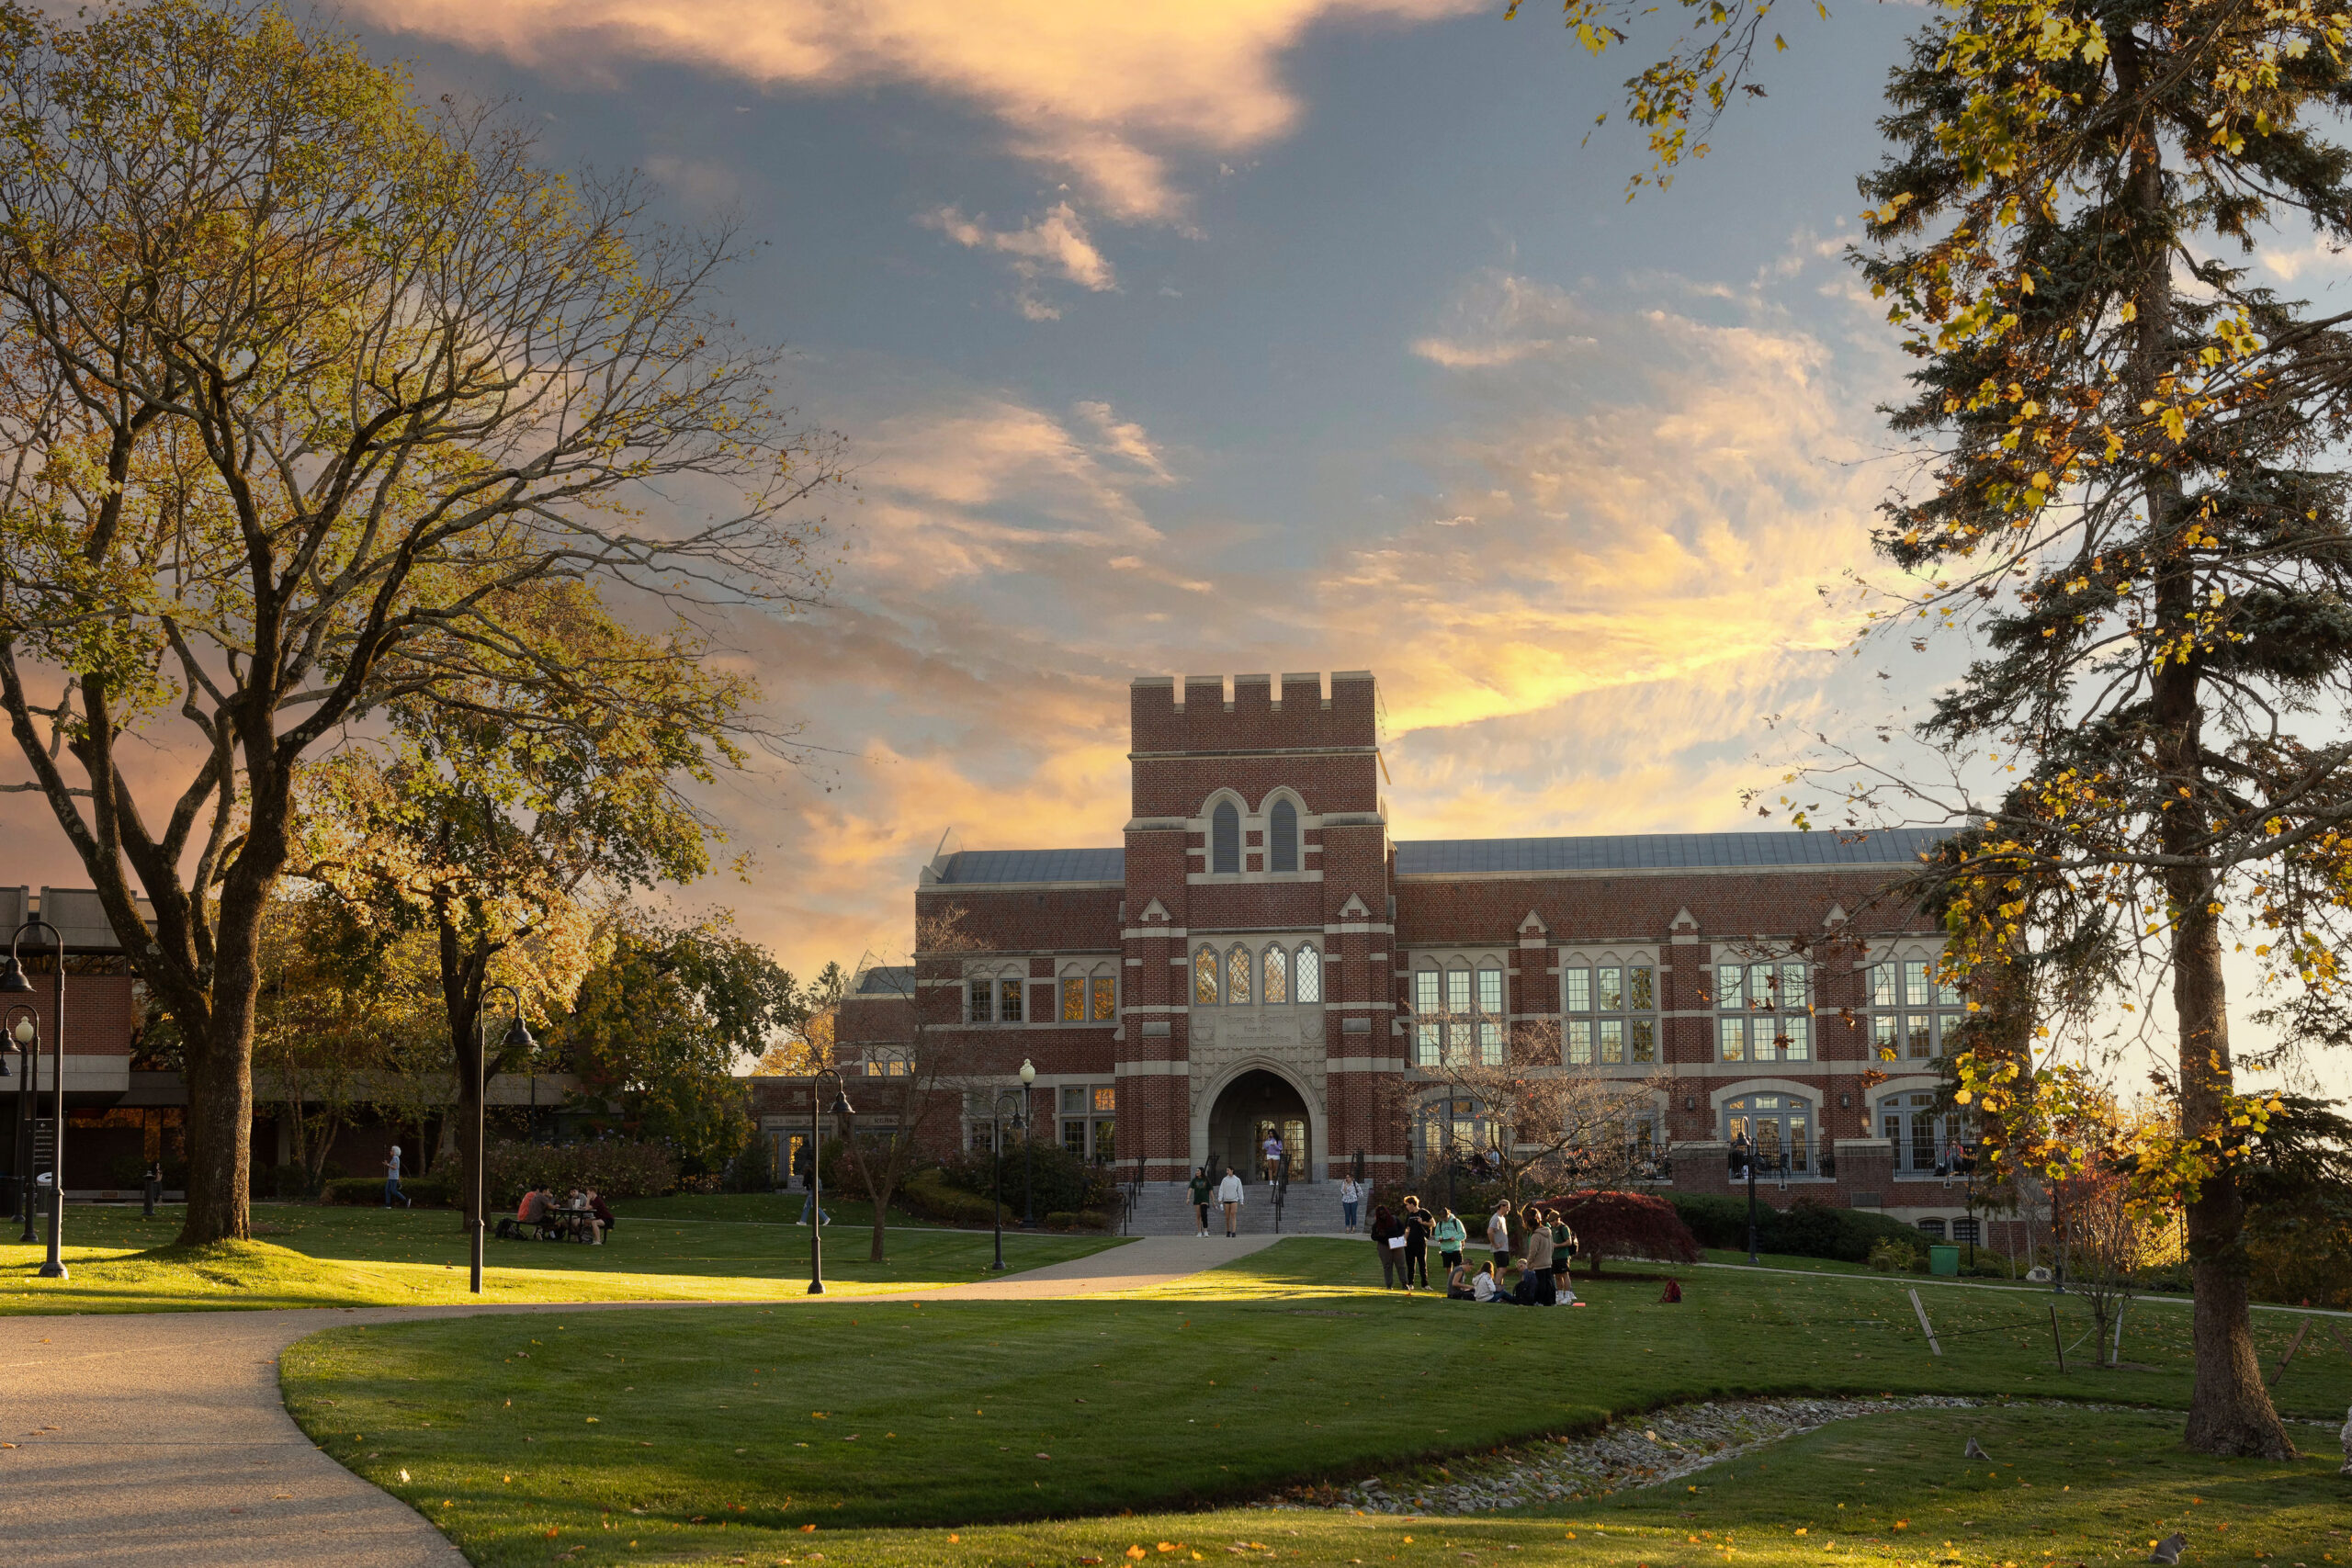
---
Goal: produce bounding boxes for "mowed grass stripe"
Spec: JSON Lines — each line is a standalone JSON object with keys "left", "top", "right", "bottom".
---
{"left": 277, "top": 1237, "right": 2352, "bottom": 1567}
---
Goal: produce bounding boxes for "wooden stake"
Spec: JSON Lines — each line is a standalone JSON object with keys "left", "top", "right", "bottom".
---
{"left": 2267, "top": 1316, "right": 2312, "bottom": 1387}
{"left": 2324, "top": 1319, "right": 2352, "bottom": 1362}
{"left": 1909, "top": 1287, "right": 1942, "bottom": 1357}
{"left": 2050, "top": 1303, "right": 2066, "bottom": 1373}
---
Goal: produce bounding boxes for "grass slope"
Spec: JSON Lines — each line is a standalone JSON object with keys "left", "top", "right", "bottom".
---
{"left": 277, "top": 1237, "right": 2352, "bottom": 1568}
{"left": 0, "top": 1201, "right": 1119, "bottom": 1313}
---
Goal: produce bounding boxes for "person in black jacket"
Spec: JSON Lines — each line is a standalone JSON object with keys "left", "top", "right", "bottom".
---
{"left": 1369, "top": 1206, "right": 1405, "bottom": 1289}
{"left": 1398, "top": 1195, "right": 1434, "bottom": 1291}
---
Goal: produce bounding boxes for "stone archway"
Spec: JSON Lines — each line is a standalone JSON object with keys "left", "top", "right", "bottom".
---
{"left": 1206, "top": 1067, "right": 1311, "bottom": 1186}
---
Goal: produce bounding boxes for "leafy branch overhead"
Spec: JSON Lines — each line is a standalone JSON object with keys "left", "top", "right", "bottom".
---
{"left": 0, "top": 0, "right": 839, "bottom": 1243}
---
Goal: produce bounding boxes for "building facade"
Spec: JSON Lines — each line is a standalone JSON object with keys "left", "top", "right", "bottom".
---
{"left": 837, "top": 671, "right": 1991, "bottom": 1235}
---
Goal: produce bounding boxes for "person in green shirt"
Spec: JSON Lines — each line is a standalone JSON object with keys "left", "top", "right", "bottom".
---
{"left": 1433, "top": 1209, "right": 1467, "bottom": 1275}
{"left": 1188, "top": 1168, "right": 1214, "bottom": 1236}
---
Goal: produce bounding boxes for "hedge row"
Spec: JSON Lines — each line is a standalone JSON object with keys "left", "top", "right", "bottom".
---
{"left": 899, "top": 1168, "right": 1011, "bottom": 1227}
{"left": 1669, "top": 1193, "right": 1927, "bottom": 1262}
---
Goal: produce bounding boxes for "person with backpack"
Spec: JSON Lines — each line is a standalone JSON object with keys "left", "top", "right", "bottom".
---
{"left": 1189, "top": 1167, "right": 1214, "bottom": 1236}
{"left": 1433, "top": 1208, "right": 1467, "bottom": 1277}
{"left": 1369, "top": 1205, "right": 1405, "bottom": 1289}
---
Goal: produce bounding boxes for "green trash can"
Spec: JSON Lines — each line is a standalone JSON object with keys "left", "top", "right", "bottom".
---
{"left": 1928, "top": 1244, "right": 1961, "bottom": 1277}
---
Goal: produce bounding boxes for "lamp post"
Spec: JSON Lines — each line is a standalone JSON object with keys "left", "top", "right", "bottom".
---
{"left": 988, "top": 1086, "right": 1024, "bottom": 1271}
{"left": 2, "top": 919, "right": 67, "bottom": 1277}
{"left": 1018, "top": 1057, "right": 1036, "bottom": 1229}
{"left": 807, "top": 1067, "right": 854, "bottom": 1294}
{"left": 1743, "top": 1139, "right": 1760, "bottom": 1265}
{"left": 4, "top": 1007, "right": 33, "bottom": 1238}
{"left": 469, "top": 984, "right": 537, "bottom": 1296}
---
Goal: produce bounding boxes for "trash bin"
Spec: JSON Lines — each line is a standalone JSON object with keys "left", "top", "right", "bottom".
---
{"left": 1928, "top": 1244, "right": 1961, "bottom": 1277}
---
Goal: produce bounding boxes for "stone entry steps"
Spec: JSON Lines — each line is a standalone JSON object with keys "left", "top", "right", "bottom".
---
{"left": 1125, "top": 1179, "right": 1349, "bottom": 1235}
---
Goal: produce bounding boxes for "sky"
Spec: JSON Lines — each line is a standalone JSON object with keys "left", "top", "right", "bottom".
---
{"left": 298, "top": 0, "right": 1943, "bottom": 979}
{"left": 6, "top": 2, "right": 2343, "bottom": 1092}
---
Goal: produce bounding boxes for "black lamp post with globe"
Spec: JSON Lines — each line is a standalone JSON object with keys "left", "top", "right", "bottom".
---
{"left": 1, "top": 918, "right": 69, "bottom": 1277}
{"left": 806, "top": 1067, "right": 854, "bottom": 1294}
{"left": 4, "top": 1005, "right": 34, "bottom": 1238}
{"left": 987, "top": 1085, "right": 1025, "bottom": 1272}
{"left": 469, "top": 984, "right": 537, "bottom": 1295}
{"left": 1017, "top": 1057, "right": 1036, "bottom": 1228}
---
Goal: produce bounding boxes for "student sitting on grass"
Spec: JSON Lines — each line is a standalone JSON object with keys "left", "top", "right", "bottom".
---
{"left": 1444, "top": 1259, "right": 1476, "bottom": 1300}
{"left": 1471, "top": 1261, "right": 1509, "bottom": 1303}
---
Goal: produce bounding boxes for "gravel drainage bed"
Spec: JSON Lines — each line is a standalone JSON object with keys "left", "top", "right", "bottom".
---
{"left": 1261, "top": 1395, "right": 1988, "bottom": 1516}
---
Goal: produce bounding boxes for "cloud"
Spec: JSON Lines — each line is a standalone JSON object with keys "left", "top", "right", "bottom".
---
{"left": 349, "top": 0, "right": 1484, "bottom": 224}
{"left": 670, "top": 267, "right": 1907, "bottom": 980}
{"left": 921, "top": 202, "right": 1115, "bottom": 318}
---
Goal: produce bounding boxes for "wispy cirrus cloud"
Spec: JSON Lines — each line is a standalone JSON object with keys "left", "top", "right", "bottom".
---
{"left": 919, "top": 202, "right": 1116, "bottom": 320}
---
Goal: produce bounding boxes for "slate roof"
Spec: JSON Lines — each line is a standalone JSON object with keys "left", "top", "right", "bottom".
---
{"left": 932, "top": 848, "right": 1128, "bottom": 886}
{"left": 1390, "top": 828, "right": 1950, "bottom": 876}
{"left": 854, "top": 964, "right": 916, "bottom": 997}
{"left": 924, "top": 829, "right": 1949, "bottom": 886}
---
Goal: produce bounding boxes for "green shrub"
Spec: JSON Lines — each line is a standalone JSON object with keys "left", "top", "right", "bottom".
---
{"left": 726, "top": 1139, "right": 779, "bottom": 1193}
{"left": 899, "top": 1168, "right": 1007, "bottom": 1227}
{"left": 481, "top": 1139, "right": 681, "bottom": 1206}
{"left": 1868, "top": 1236, "right": 1924, "bottom": 1273}
{"left": 1672, "top": 1193, "right": 1932, "bottom": 1262}
{"left": 938, "top": 1140, "right": 1114, "bottom": 1217}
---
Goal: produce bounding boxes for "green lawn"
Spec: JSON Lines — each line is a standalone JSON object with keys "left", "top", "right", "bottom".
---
{"left": 0, "top": 1200, "right": 1120, "bottom": 1313}
{"left": 277, "top": 1236, "right": 2352, "bottom": 1567}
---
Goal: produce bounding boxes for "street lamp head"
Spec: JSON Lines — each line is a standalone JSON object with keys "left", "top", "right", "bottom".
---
{"left": 0, "top": 956, "right": 30, "bottom": 994}
{"left": 504, "top": 1014, "right": 538, "bottom": 1053}
{"left": 11, "top": 1017, "right": 31, "bottom": 1047}
{"left": 829, "top": 1087, "right": 855, "bottom": 1119}
{"left": 1018, "top": 1057, "right": 1035, "bottom": 1087}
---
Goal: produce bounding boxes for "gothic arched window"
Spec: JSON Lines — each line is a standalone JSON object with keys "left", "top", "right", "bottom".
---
{"left": 1211, "top": 800, "right": 1240, "bottom": 874}
{"left": 1262, "top": 943, "right": 1289, "bottom": 1005}
{"left": 1269, "top": 797, "right": 1299, "bottom": 873}
{"left": 1295, "top": 944, "right": 1322, "bottom": 1004}
{"left": 1193, "top": 946, "right": 1219, "bottom": 1006}
{"left": 1227, "top": 943, "right": 1253, "bottom": 1005}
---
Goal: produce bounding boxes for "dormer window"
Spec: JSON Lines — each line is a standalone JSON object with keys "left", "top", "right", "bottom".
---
{"left": 1212, "top": 800, "right": 1240, "bottom": 874}
{"left": 1269, "top": 798, "right": 1298, "bottom": 872}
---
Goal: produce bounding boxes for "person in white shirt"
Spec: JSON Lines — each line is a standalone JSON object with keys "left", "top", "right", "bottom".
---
{"left": 1216, "top": 1168, "right": 1245, "bottom": 1236}
{"left": 1340, "top": 1175, "right": 1363, "bottom": 1233}
{"left": 1487, "top": 1198, "right": 1514, "bottom": 1270}
{"left": 1261, "top": 1133, "right": 1284, "bottom": 1185}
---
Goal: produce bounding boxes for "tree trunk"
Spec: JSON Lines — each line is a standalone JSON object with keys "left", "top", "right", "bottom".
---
{"left": 179, "top": 910, "right": 264, "bottom": 1246}
{"left": 439, "top": 914, "right": 491, "bottom": 1239}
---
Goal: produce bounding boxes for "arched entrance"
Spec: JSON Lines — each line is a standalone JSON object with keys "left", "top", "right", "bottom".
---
{"left": 1206, "top": 1068, "right": 1311, "bottom": 1185}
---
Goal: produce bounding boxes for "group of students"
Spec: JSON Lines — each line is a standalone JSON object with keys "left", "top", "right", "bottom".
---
{"left": 496, "top": 1185, "right": 616, "bottom": 1244}
{"left": 1365, "top": 1193, "right": 1577, "bottom": 1305}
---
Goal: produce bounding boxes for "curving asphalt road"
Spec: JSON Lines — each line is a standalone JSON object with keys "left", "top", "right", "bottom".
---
{"left": 0, "top": 1233, "right": 1288, "bottom": 1566}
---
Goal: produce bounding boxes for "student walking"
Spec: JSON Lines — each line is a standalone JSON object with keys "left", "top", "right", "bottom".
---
{"left": 382, "top": 1145, "right": 409, "bottom": 1209}
{"left": 1399, "top": 1195, "right": 1433, "bottom": 1290}
{"left": 794, "top": 1141, "right": 832, "bottom": 1226}
{"left": 1370, "top": 1205, "right": 1404, "bottom": 1289}
{"left": 1487, "top": 1198, "right": 1514, "bottom": 1271}
{"left": 1340, "top": 1175, "right": 1363, "bottom": 1233}
{"left": 1261, "top": 1131, "right": 1285, "bottom": 1186}
{"left": 1433, "top": 1208, "right": 1466, "bottom": 1276}
{"left": 1189, "top": 1167, "right": 1215, "bottom": 1236}
{"left": 1217, "top": 1167, "right": 1245, "bottom": 1236}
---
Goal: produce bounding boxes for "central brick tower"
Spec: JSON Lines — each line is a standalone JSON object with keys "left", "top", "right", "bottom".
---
{"left": 1117, "top": 671, "right": 1398, "bottom": 1182}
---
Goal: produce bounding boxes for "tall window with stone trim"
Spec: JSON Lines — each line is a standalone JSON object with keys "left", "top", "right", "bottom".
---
{"left": 1866, "top": 954, "right": 1965, "bottom": 1062}
{"left": 1194, "top": 946, "right": 1218, "bottom": 1006}
{"left": 1062, "top": 976, "right": 1085, "bottom": 1021}
{"left": 1091, "top": 973, "right": 1115, "bottom": 1021}
{"left": 1563, "top": 958, "right": 1658, "bottom": 1066}
{"left": 1715, "top": 959, "right": 1811, "bottom": 1063}
{"left": 1262, "top": 943, "right": 1289, "bottom": 1005}
{"left": 1476, "top": 963, "right": 1505, "bottom": 1065}
{"left": 1270, "top": 798, "right": 1299, "bottom": 873}
{"left": 1295, "top": 943, "right": 1321, "bottom": 1003}
{"left": 1226, "top": 943, "right": 1252, "bottom": 1005}
{"left": 968, "top": 977, "right": 992, "bottom": 1023}
{"left": 1412, "top": 969, "right": 1441, "bottom": 1066}
{"left": 997, "top": 977, "right": 1023, "bottom": 1023}
{"left": 1212, "top": 800, "right": 1240, "bottom": 874}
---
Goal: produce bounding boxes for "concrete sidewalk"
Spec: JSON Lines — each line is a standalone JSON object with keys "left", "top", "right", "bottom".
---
{"left": 0, "top": 1232, "right": 1295, "bottom": 1565}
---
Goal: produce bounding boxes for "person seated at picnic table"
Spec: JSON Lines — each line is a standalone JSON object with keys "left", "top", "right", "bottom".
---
{"left": 588, "top": 1190, "right": 616, "bottom": 1235}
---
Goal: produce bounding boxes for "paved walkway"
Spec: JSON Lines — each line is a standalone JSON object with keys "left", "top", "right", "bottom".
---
{"left": 0, "top": 1232, "right": 1293, "bottom": 1566}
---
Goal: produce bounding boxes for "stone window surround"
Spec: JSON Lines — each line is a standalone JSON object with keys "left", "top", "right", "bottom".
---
{"left": 1189, "top": 933, "right": 1326, "bottom": 1008}
{"left": 1184, "top": 786, "right": 1323, "bottom": 885}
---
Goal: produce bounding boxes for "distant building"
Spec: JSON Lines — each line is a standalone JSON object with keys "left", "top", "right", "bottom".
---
{"left": 818, "top": 671, "right": 1996, "bottom": 1238}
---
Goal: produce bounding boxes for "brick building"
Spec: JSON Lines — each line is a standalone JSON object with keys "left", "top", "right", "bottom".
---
{"left": 834, "top": 671, "right": 1993, "bottom": 1238}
